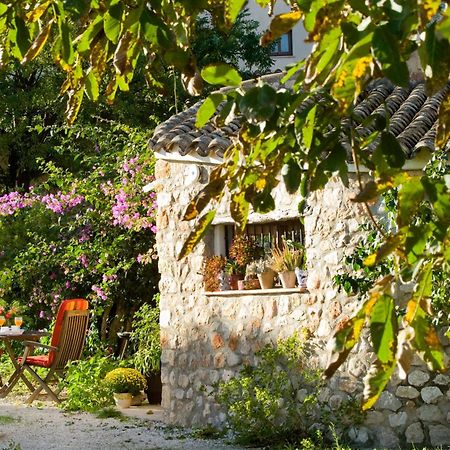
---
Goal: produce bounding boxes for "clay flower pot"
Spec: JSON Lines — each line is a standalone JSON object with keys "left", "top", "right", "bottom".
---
{"left": 279, "top": 271, "right": 297, "bottom": 289}
{"left": 229, "top": 274, "right": 244, "bottom": 290}
{"left": 113, "top": 392, "right": 133, "bottom": 408}
{"left": 257, "top": 269, "right": 276, "bottom": 289}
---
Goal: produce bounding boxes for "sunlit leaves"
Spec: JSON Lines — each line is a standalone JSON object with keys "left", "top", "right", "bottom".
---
{"left": 224, "top": 0, "right": 246, "bottom": 27}
{"left": 363, "top": 359, "right": 397, "bottom": 410}
{"left": 282, "top": 158, "right": 302, "bottom": 194}
{"left": 178, "top": 210, "right": 216, "bottom": 261}
{"left": 370, "top": 294, "right": 397, "bottom": 364}
{"left": 260, "top": 10, "right": 302, "bottom": 46}
{"left": 372, "top": 132, "right": 406, "bottom": 174}
{"left": 419, "top": 23, "right": 450, "bottom": 94}
{"left": 397, "top": 176, "right": 425, "bottom": 228}
{"left": 22, "top": 19, "right": 53, "bottom": 63}
{"left": 196, "top": 93, "right": 226, "bottom": 128}
{"left": 324, "top": 288, "right": 381, "bottom": 378}
{"left": 436, "top": 91, "right": 450, "bottom": 150}
{"left": 201, "top": 63, "right": 242, "bottom": 86}
{"left": 372, "top": 26, "right": 409, "bottom": 86}
{"left": 104, "top": 2, "right": 123, "bottom": 44}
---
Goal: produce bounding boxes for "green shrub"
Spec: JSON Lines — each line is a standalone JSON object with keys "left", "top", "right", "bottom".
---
{"left": 214, "top": 333, "right": 323, "bottom": 446}
{"left": 60, "top": 354, "right": 121, "bottom": 412}
{"left": 130, "top": 295, "right": 161, "bottom": 375}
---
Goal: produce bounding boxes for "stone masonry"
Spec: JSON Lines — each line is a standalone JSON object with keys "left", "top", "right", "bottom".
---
{"left": 155, "top": 158, "right": 450, "bottom": 448}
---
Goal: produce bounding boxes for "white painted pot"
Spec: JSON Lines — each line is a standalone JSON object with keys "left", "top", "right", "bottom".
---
{"left": 113, "top": 392, "right": 132, "bottom": 408}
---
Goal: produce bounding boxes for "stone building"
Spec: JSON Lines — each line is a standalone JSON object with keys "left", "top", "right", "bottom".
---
{"left": 148, "top": 74, "right": 450, "bottom": 448}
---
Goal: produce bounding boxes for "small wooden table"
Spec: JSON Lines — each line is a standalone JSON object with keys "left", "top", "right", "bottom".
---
{"left": 0, "top": 330, "right": 49, "bottom": 398}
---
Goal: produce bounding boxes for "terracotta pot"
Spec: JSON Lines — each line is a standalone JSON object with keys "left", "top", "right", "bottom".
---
{"left": 237, "top": 279, "right": 245, "bottom": 290}
{"left": 257, "top": 270, "right": 276, "bottom": 289}
{"left": 113, "top": 392, "right": 132, "bottom": 408}
{"left": 279, "top": 271, "right": 297, "bottom": 289}
{"left": 228, "top": 274, "right": 244, "bottom": 290}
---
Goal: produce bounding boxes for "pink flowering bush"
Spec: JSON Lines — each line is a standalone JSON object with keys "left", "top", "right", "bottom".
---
{"left": 0, "top": 123, "right": 159, "bottom": 343}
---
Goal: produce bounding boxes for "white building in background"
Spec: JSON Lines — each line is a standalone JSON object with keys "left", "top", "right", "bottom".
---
{"left": 246, "top": 0, "right": 312, "bottom": 71}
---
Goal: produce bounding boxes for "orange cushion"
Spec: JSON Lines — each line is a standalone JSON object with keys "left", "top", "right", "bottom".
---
{"left": 18, "top": 355, "right": 52, "bottom": 368}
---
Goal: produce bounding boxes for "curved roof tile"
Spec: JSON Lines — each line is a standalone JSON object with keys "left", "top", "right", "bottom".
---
{"left": 149, "top": 75, "right": 450, "bottom": 162}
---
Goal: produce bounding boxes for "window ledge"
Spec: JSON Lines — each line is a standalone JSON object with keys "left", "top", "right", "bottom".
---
{"left": 205, "top": 287, "right": 308, "bottom": 297}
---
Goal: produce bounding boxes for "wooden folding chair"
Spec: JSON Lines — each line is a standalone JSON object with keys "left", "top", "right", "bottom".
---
{"left": 18, "top": 299, "right": 89, "bottom": 404}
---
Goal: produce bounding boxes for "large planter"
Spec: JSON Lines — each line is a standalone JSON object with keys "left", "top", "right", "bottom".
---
{"left": 257, "top": 270, "right": 276, "bottom": 289}
{"left": 279, "top": 271, "right": 297, "bottom": 289}
{"left": 145, "top": 372, "right": 162, "bottom": 404}
{"left": 113, "top": 392, "right": 132, "bottom": 409}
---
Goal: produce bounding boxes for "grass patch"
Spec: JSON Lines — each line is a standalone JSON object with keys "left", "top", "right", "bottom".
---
{"left": 0, "top": 415, "right": 19, "bottom": 424}
{"left": 94, "top": 407, "right": 126, "bottom": 420}
{"left": 191, "top": 425, "right": 225, "bottom": 440}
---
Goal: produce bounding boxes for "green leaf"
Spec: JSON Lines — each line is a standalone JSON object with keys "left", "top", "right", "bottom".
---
{"left": 239, "top": 85, "right": 277, "bottom": 123}
{"left": 140, "top": 8, "right": 171, "bottom": 47}
{"left": 372, "top": 26, "right": 408, "bottom": 86}
{"left": 183, "top": 169, "right": 225, "bottom": 221}
{"left": 21, "top": 20, "right": 53, "bottom": 63}
{"left": 282, "top": 159, "right": 302, "bottom": 194}
{"left": 77, "top": 15, "right": 103, "bottom": 53}
{"left": 195, "top": 93, "right": 225, "bottom": 128}
{"left": 372, "top": 131, "right": 406, "bottom": 173}
{"left": 201, "top": 63, "right": 242, "bottom": 87}
{"left": 260, "top": 10, "right": 302, "bottom": 45}
{"left": 178, "top": 210, "right": 216, "bottom": 260}
{"left": 324, "top": 290, "right": 380, "bottom": 378}
{"left": 104, "top": 2, "right": 123, "bottom": 44}
{"left": 85, "top": 70, "right": 99, "bottom": 101}
{"left": 397, "top": 176, "right": 425, "bottom": 228}
{"left": 59, "top": 16, "right": 74, "bottom": 65}
{"left": 0, "top": 3, "right": 7, "bottom": 16}
{"left": 12, "top": 16, "right": 31, "bottom": 60}
{"left": 362, "top": 359, "right": 397, "bottom": 410}
{"left": 419, "top": 23, "right": 450, "bottom": 94}
{"left": 302, "top": 105, "right": 316, "bottom": 149}
{"left": 370, "top": 294, "right": 397, "bottom": 364}
{"left": 364, "top": 234, "right": 402, "bottom": 266}
{"left": 224, "top": 0, "right": 246, "bottom": 27}
{"left": 230, "top": 192, "right": 249, "bottom": 232}
{"left": 65, "top": 85, "right": 84, "bottom": 126}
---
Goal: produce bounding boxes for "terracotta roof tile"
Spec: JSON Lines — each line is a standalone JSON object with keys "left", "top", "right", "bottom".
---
{"left": 149, "top": 76, "right": 449, "bottom": 162}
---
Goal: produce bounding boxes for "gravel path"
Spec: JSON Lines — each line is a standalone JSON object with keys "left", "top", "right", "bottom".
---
{"left": 0, "top": 400, "right": 243, "bottom": 450}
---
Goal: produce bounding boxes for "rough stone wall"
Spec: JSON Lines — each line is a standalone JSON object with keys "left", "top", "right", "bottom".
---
{"left": 155, "top": 159, "right": 450, "bottom": 448}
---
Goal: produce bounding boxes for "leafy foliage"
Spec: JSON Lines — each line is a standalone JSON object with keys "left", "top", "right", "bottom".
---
{"left": 214, "top": 334, "right": 323, "bottom": 446}
{"left": 61, "top": 354, "right": 120, "bottom": 412}
{"left": 0, "top": 0, "right": 449, "bottom": 408}
{"left": 104, "top": 367, "right": 146, "bottom": 395}
{"left": 130, "top": 294, "right": 161, "bottom": 375}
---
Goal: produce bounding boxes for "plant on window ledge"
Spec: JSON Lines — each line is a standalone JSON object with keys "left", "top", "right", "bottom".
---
{"left": 202, "top": 256, "right": 226, "bottom": 291}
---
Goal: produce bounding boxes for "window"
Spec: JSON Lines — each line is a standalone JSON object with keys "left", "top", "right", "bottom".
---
{"left": 270, "top": 31, "right": 293, "bottom": 56}
{"left": 222, "top": 219, "right": 304, "bottom": 256}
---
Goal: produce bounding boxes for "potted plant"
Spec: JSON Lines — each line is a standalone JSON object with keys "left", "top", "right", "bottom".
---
{"left": 225, "top": 259, "right": 245, "bottom": 290}
{"left": 202, "top": 256, "right": 226, "bottom": 291}
{"left": 253, "top": 258, "right": 276, "bottom": 289}
{"left": 130, "top": 296, "right": 162, "bottom": 404}
{"left": 229, "top": 235, "right": 262, "bottom": 289}
{"left": 271, "top": 244, "right": 305, "bottom": 289}
{"left": 104, "top": 368, "right": 147, "bottom": 408}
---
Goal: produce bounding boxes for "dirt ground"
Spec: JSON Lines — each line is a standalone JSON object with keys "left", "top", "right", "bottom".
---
{"left": 0, "top": 397, "right": 243, "bottom": 450}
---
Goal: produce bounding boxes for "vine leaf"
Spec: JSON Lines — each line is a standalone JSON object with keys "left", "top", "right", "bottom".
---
{"left": 22, "top": 19, "right": 53, "bottom": 63}
{"left": 201, "top": 63, "right": 242, "bottom": 86}
{"left": 363, "top": 358, "right": 397, "bottom": 410}
{"left": 260, "top": 11, "right": 302, "bottom": 46}
{"left": 178, "top": 210, "right": 216, "bottom": 261}
{"left": 324, "top": 287, "right": 384, "bottom": 378}
{"left": 196, "top": 93, "right": 225, "bottom": 128}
